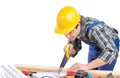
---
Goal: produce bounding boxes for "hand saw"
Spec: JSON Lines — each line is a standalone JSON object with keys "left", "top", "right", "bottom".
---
{"left": 58, "top": 44, "right": 70, "bottom": 75}
{"left": 106, "top": 73, "right": 113, "bottom": 78}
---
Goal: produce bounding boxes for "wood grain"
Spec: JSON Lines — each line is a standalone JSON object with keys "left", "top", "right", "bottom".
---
{"left": 15, "top": 64, "right": 120, "bottom": 78}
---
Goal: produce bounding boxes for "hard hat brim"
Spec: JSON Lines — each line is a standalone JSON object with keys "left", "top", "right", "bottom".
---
{"left": 55, "top": 24, "right": 76, "bottom": 34}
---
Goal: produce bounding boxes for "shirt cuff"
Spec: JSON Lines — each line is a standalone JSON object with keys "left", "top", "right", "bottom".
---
{"left": 98, "top": 51, "right": 117, "bottom": 64}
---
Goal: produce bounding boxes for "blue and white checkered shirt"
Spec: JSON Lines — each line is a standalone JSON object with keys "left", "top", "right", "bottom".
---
{"left": 69, "top": 16, "right": 119, "bottom": 64}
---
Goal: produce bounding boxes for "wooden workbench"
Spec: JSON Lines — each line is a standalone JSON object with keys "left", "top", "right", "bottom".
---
{"left": 15, "top": 64, "right": 120, "bottom": 78}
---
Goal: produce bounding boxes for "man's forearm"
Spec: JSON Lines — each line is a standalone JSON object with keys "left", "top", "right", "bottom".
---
{"left": 87, "top": 58, "right": 108, "bottom": 70}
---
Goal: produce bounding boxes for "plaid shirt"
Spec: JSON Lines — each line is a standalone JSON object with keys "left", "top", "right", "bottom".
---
{"left": 69, "top": 16, "right": 119, "bottom": 64}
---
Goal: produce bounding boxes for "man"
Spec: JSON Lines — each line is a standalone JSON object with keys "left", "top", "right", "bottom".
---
{"left": 54, "top": 6, "right": 119, "bottom": 72}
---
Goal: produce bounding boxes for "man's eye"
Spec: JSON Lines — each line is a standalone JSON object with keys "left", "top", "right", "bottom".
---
{"left": 69, "top": 31, "right": 72, "bottom": 34}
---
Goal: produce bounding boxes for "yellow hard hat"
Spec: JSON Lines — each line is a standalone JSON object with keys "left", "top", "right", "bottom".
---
{"left": 55, "top": 6, "right": 81, "bottom": 34}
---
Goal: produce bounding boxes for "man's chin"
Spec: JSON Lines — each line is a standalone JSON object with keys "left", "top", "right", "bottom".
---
{"left": 69, "top": 38, "right": 75, "bottom": 41}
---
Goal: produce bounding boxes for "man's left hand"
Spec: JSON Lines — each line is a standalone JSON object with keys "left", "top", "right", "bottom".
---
{"left": 68, "top": 62, "right": 88, "bottom": 72}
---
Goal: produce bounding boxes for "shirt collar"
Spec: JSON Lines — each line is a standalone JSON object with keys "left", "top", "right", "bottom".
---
{"left": 78, "top": 16, "right": 88, "bottom": 38}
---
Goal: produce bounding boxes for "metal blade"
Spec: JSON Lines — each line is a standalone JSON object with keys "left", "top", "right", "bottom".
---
{"left": 106, "top": 73, "right": 113, "bottom": 78}
{"left": 58, "top": 54, "right": 68, "bottom": 75}
{"left": 57, "top": 44, "right": 70, "bottom": 76}
{"left": 60, "top": 54, "right": 68, "bottom": 68}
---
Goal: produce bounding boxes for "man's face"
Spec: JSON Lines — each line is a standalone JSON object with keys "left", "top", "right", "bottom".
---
{"left": 64, "top": 23, "right": 81, "bottom": 41}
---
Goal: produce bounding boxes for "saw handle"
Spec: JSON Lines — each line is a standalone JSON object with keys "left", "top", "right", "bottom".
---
{"left": 65, "top": 44, "right": 70, "bottom": 60}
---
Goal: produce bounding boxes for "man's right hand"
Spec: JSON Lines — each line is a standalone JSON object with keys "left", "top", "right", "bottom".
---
{"left": 64, "top": 44, "right": 76, "bottom": 56}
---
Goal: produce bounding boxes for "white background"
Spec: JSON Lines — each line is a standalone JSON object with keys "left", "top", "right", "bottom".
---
{"left": 0, "top": 0, "right": 120, "bottom": 71}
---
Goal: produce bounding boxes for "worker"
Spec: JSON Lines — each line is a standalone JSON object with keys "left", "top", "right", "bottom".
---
{"left": 54, "top": 6, "right": 119, "bottom": 72}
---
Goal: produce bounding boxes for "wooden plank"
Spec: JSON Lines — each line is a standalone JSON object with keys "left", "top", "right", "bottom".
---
{"left": 88, "top": 70, "right": 120, "bottom": 78}
{"left": 15, "top": 64, "right": 68, "bottom": 72}
{"left": 15, "top": 64, "right": 120, "bottom": 78}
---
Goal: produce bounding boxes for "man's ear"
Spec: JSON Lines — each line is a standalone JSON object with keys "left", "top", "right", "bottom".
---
{"left": 77, "top": 23, "right": 81, "bottom": 29}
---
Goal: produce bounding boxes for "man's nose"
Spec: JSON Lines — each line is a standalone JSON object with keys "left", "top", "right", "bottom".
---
{"left": 65, "top": 34, "right": 71, "bottom": 39}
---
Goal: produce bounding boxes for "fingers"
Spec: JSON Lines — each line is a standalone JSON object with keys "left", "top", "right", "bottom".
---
{"left": 69, "top": 44, "right": 73, "bottom": 54}
{"left": 64, "top": 44, "right": 76, "bottom": 55}
{"left": 68, "top": 65, "right": 79, "bottom": 72}
{"left": 68, "top": 63, "right": 88, "bottom": 72}
{"left": 69, "top": 44, "right": 73, "bottom": 50}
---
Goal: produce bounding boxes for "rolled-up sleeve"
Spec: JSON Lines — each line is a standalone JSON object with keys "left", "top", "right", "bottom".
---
{"left": 89, "top": 25, "right": 119, "bottom": 64}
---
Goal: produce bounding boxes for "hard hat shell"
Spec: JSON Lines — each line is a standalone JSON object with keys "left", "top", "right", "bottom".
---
{"left": 55, "top": 6, "right": 81, "bottom": 34}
